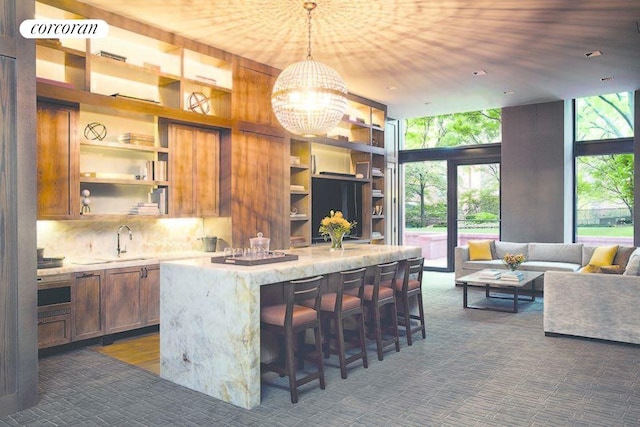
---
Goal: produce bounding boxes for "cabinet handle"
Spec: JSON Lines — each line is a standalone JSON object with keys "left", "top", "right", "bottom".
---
{"left": 80, "top": 273, "right": 96, "bottom": 277}
{"left": 141, "top": 267, "right": 147, "bottom": 278}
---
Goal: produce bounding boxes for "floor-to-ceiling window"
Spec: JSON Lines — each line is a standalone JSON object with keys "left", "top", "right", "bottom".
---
{"left": 400, "top": 110, "right": 501, "bottom": 271}
{"left": 575, "top": 91, "right": 635, "bottom": 246}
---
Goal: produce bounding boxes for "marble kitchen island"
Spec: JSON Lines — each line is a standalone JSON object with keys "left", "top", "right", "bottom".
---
{"left": 159, "top": 244, "right": 421, "bottom": 409}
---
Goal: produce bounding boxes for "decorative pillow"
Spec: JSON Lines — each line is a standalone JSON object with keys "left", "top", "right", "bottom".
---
{"left": 623, "top": 250, "right": 640, "bottom": 275}
{"left": 613, "top": 246, "right": 636, "bottom": 269}
{"left": 599, "top": 265, "right": 624, "bottom": 275}
{"left": 588, "top": 245, "right": 619, "bottom": 267}
{"left": 494, "top": 242, "right": 528, "bottom": 259}
{"left": 468, "top": 240, "right": 494, "bottom": 261}
{"left": 579, "top": 264, "right": 601, "bottom": 273}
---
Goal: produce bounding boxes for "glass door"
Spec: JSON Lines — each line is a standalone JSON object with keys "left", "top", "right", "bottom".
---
{"left": 402, "top": 159, "right": 500, "bottom": 271}
{"left": 402, "top": 160, "right": 448, "bottom": 269}
{"left": 456, "top": 162, "right": 501, "bottom": 248}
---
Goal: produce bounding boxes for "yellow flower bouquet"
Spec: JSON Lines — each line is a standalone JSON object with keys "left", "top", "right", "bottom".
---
{"left": 503, "top": 253, "right": 525, "bottom": 271}
{"left": 319, "top": 210, "right": 356, "bottom": 250}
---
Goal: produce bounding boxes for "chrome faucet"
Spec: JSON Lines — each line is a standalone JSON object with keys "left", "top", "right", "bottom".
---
{"left": 117, "top": 225, "right": 133, "bottom": 257}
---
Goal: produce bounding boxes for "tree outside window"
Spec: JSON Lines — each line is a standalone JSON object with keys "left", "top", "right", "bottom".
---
{"left": 575, "top": 91, "right": 634, "bottom": 245}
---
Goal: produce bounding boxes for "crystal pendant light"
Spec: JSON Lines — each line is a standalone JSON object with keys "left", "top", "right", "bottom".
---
{"left": 271, "top": 2, "right": 348, "bottom": 137}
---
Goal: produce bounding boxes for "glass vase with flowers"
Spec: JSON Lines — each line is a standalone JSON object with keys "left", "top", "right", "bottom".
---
{"left": 318, "top": 210, "right": 356, "bottom": 251}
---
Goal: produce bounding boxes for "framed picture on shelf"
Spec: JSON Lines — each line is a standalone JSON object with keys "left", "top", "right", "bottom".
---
{"left": 355, "top": 161, "right": 370, "bottom": 179}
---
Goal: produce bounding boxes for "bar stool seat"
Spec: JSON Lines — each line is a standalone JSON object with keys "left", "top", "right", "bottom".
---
{"left": 362, "top": 261, "right": 400, "bottom": 361}
{"left": 394, "top": 257, "right": 426, "bottom": 345}
{"left": 314, "top": 267, "right": 368, "bottom": 379}
{"left": 260, "top": 275, "right": 325, "bottom": 403}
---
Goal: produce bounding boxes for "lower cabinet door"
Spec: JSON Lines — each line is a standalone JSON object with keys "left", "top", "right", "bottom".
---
{"left": 72, "top": 271, "right": 104, "bottom": 341}
{"left": 38, "top": 308, "right": 71, "bottom": 349}
{"left": 141, "top": 265, "right": 160, "bottom": 326}
{"left": 104, "top": 267, "right": 143, "bottom": 334}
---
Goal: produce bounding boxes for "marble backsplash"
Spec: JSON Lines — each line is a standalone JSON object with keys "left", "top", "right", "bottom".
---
{"left": 37, "top": 217, "right": 232, "bottom": 260}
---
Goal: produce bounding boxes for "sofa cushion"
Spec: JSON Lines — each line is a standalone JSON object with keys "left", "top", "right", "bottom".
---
{"left": 468, "top": 239, "right": 494, "bottom": 260}
{"left": 494, "top": 242, "right": 528, "bottom": 260}
{"left": 521, "top": 261, "right": 581, "bottom": 273}
{"left": 579, "top": 264, "right": 601, "bottom": 273}
{"left": 623, "top": 248, "right": 640, "bottom": 275}
{"left": 461, "top": 260, "right": 504, "bottom": 272}
{"left": 613, "top": 246, "right": 636, "bottom": 269}
{"left": 528, "top": 243, "right": 582, "bottom": 264}
{"left": 600, "top": 265, "right": 624, "bottom": 274}
{"left": 589, "top": 245, "right": 619, "bottom": 267}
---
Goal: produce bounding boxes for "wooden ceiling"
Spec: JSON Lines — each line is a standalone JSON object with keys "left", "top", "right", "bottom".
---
{"left": 75, "top": 0, "right": 640, "bottom": 118}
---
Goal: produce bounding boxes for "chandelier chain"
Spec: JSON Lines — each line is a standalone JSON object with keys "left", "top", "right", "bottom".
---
{"left": 306, "top": 3, "right": 314, "bottom": 60}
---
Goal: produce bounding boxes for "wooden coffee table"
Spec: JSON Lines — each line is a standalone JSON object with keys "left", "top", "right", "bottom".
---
{"left": 458, "top": 270, "right": 542, "bottom": 313}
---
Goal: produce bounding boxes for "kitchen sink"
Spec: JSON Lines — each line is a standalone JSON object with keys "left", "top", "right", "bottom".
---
{"left": 71, "top": 257, "right": 150, "bottom": 265}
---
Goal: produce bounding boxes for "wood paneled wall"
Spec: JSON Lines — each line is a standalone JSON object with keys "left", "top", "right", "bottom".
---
{"left": 231, "top": 61, "right": 289, "bottom": 249}
{"left": 0, "top": 0, "right": 38, "bottom": 416}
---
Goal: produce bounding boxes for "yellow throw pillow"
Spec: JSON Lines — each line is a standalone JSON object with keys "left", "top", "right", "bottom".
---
{"left": 468, "top": 240, "right": 493, "bottom": 261}
{"left": 579, "top": 264, "right": 601, "bottom": 273}
{"left": 589, "top": 245, "right": 619, "bottom": 267}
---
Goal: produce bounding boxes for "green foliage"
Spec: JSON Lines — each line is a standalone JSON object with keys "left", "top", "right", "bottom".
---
{"left": 576, "top": 92, "right": 634, "bottom": 140}
{"left": 404, "top": 109, "right": 501, "bottom": 149}
{"left": 403, "top": 109, "right": 502, "bottom": 228}
{"left": 577, "top": 154, "right": 634, "bottom": 216}
{"left": 576, "top": 91, "right": 635, "bottom": 217}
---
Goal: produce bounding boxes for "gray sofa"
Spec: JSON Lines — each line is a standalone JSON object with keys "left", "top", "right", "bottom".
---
{"left": 455, "top": 241, "right": 633, "bottom": 292}
{"left": 544, "top": 271, "right": 640, "bottom": 345}
{"left": 455, "top": 241, "right": 588, "bottom": 291}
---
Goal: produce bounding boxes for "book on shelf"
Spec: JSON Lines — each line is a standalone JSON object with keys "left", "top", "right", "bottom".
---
{"left": 478, "top": 269, "right": 502, "bottom": 279}
{"left": 290, "top": 184, "right": 306, "bottom": 192}
{"left": 149, "top": 188, "right": 167, "bottom": 215}
{"left": 129, "top": 202, "right": 160, "bottom": 215}
{"left": 500, "top": 271, "right": 524, "bottom": 281}
{"left": 145, "top": 160, "right": 167, "bottom": 181}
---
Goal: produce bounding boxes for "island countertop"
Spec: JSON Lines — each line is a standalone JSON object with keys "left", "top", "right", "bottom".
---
{"left": 159, "top": 244, "right": 421, "bottom": 409}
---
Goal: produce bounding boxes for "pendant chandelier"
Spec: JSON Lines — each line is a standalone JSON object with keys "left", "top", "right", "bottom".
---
{"left": 271, "top": 2, "right": 348, "bottom": 137}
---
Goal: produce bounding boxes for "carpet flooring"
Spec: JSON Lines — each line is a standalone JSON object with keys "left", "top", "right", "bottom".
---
{"left": 2, "top": 272, "right": 639, "bottom": 426}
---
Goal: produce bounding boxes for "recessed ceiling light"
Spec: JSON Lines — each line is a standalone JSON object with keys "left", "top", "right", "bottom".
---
{"left": 472, "top": 70, "right": 487, "bottom": 76}
{"left": 503, "top": 91, "right": 515, "bottom": 95}
{"left": 585, "top": 50, "right": 602, "bottom": 58}
{"left": 600, "top": 76, "right": 614, "bottom": 82}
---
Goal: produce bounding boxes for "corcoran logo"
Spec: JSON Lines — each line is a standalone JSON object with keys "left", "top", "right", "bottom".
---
{"left": 20, "top": 19, "right": 109, "bottom": 39}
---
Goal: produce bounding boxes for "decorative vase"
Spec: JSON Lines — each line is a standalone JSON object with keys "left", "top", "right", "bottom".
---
{"left": 329, "top": 231, "right": 344, "bottom": 251}
{"left": 507, "top": 264, "right": 519, "bottom": 271}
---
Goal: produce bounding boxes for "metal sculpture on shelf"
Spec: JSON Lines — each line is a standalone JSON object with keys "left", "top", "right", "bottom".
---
{"left": 188, "top": 91, "right": 211, "bottom": 115}
{"left": 80, "top": 189, "right": 91, "bottom": 214}
{"left": 84, "top": 122, "right": 107, "bottom": 141}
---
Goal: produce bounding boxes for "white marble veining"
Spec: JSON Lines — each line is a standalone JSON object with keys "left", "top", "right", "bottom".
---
{"left": 36, "top": 217, "right": 232, "bottom": 275}
{"left": 160, "top": 244, "right": 421, "bottom": 409}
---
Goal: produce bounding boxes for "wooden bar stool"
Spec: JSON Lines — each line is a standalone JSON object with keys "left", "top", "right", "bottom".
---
{"left": 318, "top": 267, "right": 368, "bottom": 379}
{"left": 260, "top": 276, "right": 325, "bottom": 403}
{"left": 395, "top": 257, "right": 426, "bottom": 345}
{"left": 363, "top": 261, "right": 400, "bottom": 361}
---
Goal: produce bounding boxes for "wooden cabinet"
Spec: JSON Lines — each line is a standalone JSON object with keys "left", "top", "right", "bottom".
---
{"left": 72, "top": 270, "right": 104, "bottom": 341}
{"left": 35, "top": 1, "right": 231, "bottom": 220}
{"left": 36, "top": 102, "right": 79, "bottom": 219}
{"left": 166, "top": 123, "right": 220, "bottom": 217}
{"left": 103, "top": 264, "right": 159, "bottom": 335}
{"left": 37, "top": 274, "right": 72, "bottom": 349}
{"left": 104, "top": 266, "right": 143, "bottom": 334}
{"left": 140, "top": 265, "right": 160, "bottom": 326}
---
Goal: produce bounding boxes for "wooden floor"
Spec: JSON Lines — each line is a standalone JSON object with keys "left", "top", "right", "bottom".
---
{"left": 90, "top": 332, "right": 160, "bottom": 375}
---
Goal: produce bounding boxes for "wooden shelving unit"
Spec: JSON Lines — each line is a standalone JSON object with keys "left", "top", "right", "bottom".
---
{"left": 288, "top": 94, "right": 387, "bottom": 247}
{"left": 35, "top": 1, "right": 232, "bottom": 220}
